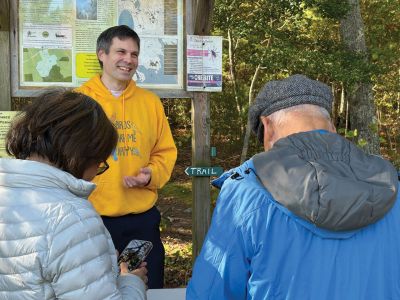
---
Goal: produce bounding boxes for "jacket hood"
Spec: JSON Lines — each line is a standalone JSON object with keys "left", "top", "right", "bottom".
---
{"left": 79, "top": 74, "right": 138, "bottom": 101}
{"left": 0, "top": 158, "right": 95, "bottom": 198}
{"left": 252, "top": 131, "right": 398, "bottom": 232}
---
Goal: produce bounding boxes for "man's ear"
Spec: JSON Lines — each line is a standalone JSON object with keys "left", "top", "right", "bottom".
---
{"left": 261, "top": 116, "right": 269, "bottom": 126}
{"left": 329, "top": 120, "right": 337, "bottom": 133}
{"left": 97, "top": 50, "right": 105, "bottom": 63}
{"left": 261, "top": 116, "right": 273, "bottom": 151}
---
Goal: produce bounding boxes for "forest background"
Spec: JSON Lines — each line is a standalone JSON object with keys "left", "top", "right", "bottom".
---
{"left": 159, "top": 0, "right": 400, "bottom": 288}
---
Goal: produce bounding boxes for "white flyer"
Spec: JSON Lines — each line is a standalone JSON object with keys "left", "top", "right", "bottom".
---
{"left": 186, "top": 35, "right": 222, "bottom": 92}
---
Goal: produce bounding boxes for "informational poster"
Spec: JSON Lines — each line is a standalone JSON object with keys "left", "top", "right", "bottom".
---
{"left": 186, "top": 35, "right": 222, "bottom": 92}
{"left": 18, "top": 0, "right": 183, "bottom": 89}
{"left": 118, "top": 0, "right": 183, "bottom": 88}
{"left": 0, "top": 112, "right": 19, "bottom": 158}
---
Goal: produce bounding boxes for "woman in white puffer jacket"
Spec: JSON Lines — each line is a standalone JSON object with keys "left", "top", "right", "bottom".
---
{"left": 0, "top": 90, "right": 147, "bottom": 300}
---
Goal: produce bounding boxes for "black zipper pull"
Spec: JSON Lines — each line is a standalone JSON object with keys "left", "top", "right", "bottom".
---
{"left": 230, "top": 172, "right": 244, "bottom": 180}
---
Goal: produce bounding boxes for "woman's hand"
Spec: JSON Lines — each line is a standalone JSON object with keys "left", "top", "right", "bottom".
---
{"left": 131, "top": 262, "right": 148, "bottom": 285}
{"left": 120, "top": 261, "right": 148, "bottom": 287}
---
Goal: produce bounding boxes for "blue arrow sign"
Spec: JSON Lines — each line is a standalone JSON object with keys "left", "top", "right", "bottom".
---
{"left": 185, "top": 166, "right": 224, "bottom": 177}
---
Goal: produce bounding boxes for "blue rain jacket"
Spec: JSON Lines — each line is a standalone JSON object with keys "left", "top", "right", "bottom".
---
{"left": 187, "top": 132, "right": 400, "bottom": 300}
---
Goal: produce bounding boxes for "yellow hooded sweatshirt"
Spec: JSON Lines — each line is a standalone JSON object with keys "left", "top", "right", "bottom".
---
{"left": 75, "top": 74, "right": 177, "bottom": 216}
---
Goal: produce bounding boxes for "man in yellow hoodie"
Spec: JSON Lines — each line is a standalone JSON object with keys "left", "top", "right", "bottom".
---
{"left": 75, "top": 25, "right": 177, "bottom": 288}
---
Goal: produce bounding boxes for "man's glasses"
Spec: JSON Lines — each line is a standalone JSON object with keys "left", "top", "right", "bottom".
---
{"left": 96, "top": 161, "right": 109, "bottom": 176}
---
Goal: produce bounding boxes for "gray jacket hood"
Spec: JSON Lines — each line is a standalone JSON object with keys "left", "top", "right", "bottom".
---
{"left": 253, "top": 131, "right": 399, "bottom": 231}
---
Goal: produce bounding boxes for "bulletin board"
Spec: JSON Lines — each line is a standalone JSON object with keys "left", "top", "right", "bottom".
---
{"left": 10, "top": 0, "right": 187, "bottom": 97}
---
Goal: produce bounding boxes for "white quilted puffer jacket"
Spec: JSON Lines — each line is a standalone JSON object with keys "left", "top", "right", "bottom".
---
{"left": 0, "top": 158, "right": 146, "bottom": 300}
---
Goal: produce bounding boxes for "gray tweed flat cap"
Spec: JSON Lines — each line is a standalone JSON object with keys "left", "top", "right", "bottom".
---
{"left": 249, "top": 74, "right": 333, "bottom": 143}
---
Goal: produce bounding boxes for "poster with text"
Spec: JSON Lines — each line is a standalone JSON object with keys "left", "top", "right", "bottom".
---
{"left": 18, "top": 0, "right": 183, "bottom": 89}
{"left": 186, "top": 35, "right": 222, "bottom": 92}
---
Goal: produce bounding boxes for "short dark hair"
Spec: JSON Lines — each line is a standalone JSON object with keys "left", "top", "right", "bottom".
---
{"left": 96, "top": 25, "right": 141, "bottom": 68}
{"left": 6, "top": 90, "right": 118, "bottom": 179}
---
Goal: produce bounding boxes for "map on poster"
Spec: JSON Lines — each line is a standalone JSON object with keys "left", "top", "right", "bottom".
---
{"left": 20, "top": 1, "right": 74, "bottom": 85}
{"left": 18, "top": 0, "right": 183, "bottom": 89}
{"left": 117, "top": 0, "right": 181, "bottom": 86}
{"left": 23, "top": 48, "right": 73, "bottom": 83}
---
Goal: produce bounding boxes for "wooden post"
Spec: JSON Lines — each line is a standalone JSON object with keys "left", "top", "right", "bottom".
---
{"left": 193, "top": 0, "right": 215, "bottom": 35}
{"left": 191, "top": 92, "right": 211, "bottom": 258}
{"left": 191, "top": 0, "right": 215, "bottom": 258}
{"left": 0, "top": 0, "right": 11, "bottom": 110}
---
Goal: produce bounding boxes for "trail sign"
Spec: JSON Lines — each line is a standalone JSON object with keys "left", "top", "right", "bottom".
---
{"left": 185, "top": 166, "right": 223, "bottom": 177}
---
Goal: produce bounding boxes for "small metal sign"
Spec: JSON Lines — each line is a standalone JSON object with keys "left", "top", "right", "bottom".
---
{"left": 185, "top": 166, "right": 224, "bottom": 177}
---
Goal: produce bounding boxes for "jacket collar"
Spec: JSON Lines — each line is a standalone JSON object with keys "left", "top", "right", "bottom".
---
{"left": 0, "top": 159, "right": 96, "bottom": 198}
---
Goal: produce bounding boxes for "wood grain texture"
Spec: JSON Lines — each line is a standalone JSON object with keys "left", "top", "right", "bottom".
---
{"left": 191, "top": 92, "right": 211, "bottom": 257}
{"left": 0, "top": 0, "right": 11, "bottom": 110}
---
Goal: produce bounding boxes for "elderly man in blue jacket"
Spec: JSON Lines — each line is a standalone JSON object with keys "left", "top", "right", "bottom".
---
{"left": 187, "top": 74, "right": 400, "bottom": 300}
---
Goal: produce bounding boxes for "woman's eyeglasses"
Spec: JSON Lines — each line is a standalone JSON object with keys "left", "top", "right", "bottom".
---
{"left": 96, "top": 161, "right": 109, "bottom": 176}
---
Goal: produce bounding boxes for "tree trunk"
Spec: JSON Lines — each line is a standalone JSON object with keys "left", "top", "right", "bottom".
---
{"left": 339, "top": 83, "right": 348, "bottom": 133}
{"left": 339, "top": 0, "right": 380, "bottom": 154}
{"left": 228, "top": 29, "right": 243, "bottom": 134}
{"left": 331, "top": 83, "right": 339, "bottom": 126}
{"left": 240, "top": 65, "right": 261, "bottom": 164}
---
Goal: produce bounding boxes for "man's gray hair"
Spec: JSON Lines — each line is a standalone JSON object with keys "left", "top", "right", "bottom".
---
{"left": 268, "top": 104, "right": 331, "bottom": 128}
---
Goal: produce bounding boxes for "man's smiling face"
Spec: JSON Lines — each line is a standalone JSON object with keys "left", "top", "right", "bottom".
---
{"left": 98, "top": 37, "right": 139, "bottom": 86}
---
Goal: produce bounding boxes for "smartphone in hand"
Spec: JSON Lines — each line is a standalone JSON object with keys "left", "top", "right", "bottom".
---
{"left": 118, "top": 239, "right": 153, "bottom": 272}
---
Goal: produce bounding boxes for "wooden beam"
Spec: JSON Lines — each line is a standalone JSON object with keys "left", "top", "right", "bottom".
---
{"left": 193, "top": 0, "right": 215, "bottom": 35}
{"left": 0, "top": 0, "right": 11, "bottom": 110}
{"left": 12, "top": 87, "right": 195, "bottom": 99}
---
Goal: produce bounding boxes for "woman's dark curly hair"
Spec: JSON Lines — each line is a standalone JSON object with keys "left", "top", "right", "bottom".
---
{"left": 6, "top": 89, "right": 118, "bottom": 179}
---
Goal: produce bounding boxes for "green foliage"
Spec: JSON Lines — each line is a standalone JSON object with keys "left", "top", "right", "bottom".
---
{"left": 361, "top": 0, "right": 400, "bottom": 165}
{"left": 212, "top": 0, "right": 351, "bottom": 156}
{"left": 159, "top": 182, "right": 192, "bottom": 205}
{"left": 162, "top": 99, "right": 191, "bottom": 131}
{"left": 357, "top": 138, "right": 368, "bottom": 148}
{"left": 208, "top": 0, "right": 399, "bottom": 164}
{"left": 303, "top": 0, "right": 350, "bottom": 19}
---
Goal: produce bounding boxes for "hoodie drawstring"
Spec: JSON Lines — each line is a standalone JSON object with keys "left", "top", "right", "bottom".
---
{"left": 122, "top": 92, "right": 128, "bottom": 150}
